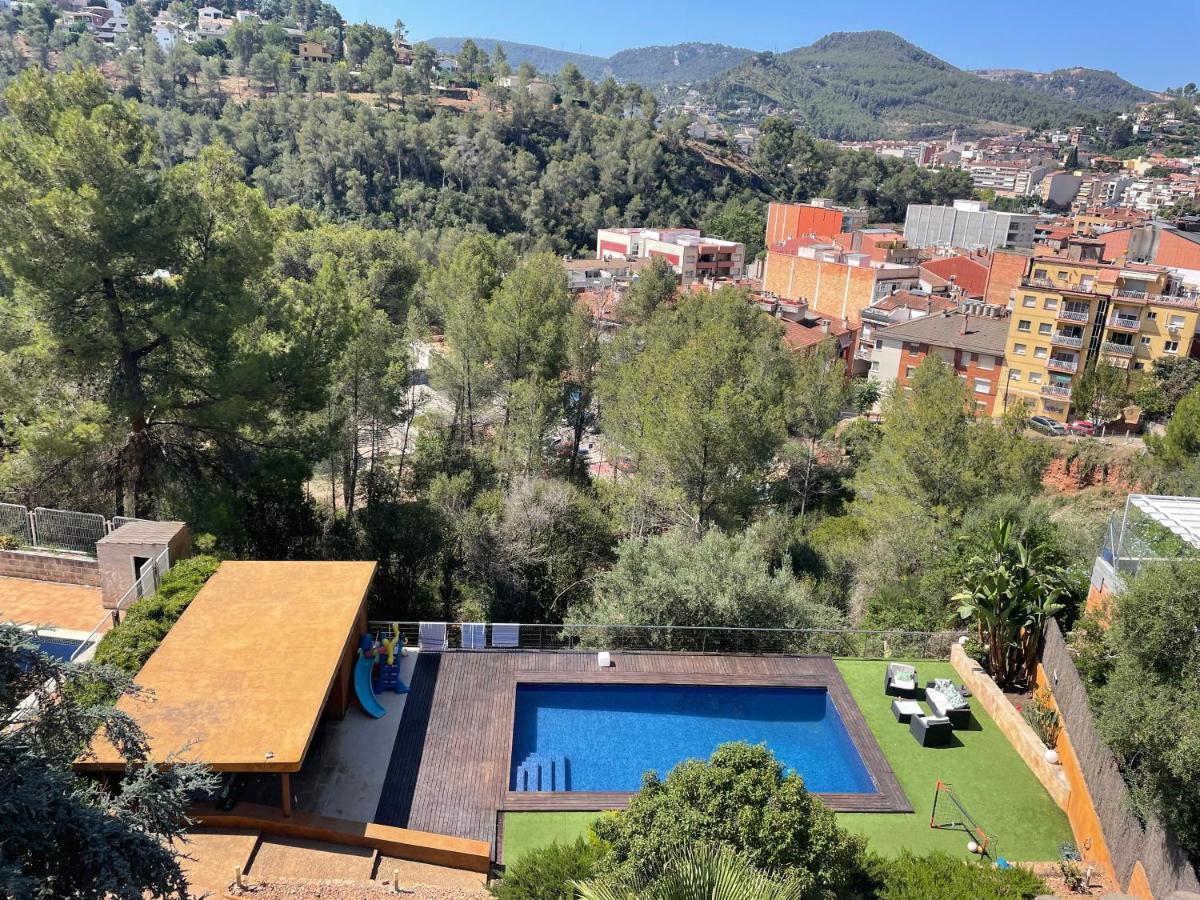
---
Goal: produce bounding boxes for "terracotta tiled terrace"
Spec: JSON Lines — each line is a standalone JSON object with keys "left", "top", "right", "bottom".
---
{"left": 0, "top": 575, "right": 108, "bottom": 633}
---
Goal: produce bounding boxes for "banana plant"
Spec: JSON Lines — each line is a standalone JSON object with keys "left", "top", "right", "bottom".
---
{"left": 574, "top": 844, "right": 805, "bottom": 900}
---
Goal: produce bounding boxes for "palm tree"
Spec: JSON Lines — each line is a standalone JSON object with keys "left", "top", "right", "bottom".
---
{"left": 574, "top": 845, "right": 804, "bottom": 900}
{"left": 953, "top": 521, "right": 1068, "bottom": 687}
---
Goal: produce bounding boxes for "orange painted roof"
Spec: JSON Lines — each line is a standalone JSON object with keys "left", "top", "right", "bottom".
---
{"left": 919, "top": 255, "right": 991, "bottom": 298}
{"left": 79, "top": 561, "right": 376, "bottom": 773}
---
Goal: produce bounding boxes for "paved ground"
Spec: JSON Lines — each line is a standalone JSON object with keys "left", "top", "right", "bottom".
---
{"left": 247, "top": 838, "right": 375, "bottom": 881}
{"left": 175, "top": 828, "right": 260, "bottom": 896}
{"left": 0, "top": 575, "right": 108, "bottom": 633}
{"left": 292, "top": 649, "right": 419, "bottom": 821}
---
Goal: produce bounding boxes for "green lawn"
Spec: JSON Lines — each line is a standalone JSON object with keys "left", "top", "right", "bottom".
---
{"left": 503, "top": 659, "right": 1073, "bottom": 865}
{"left": 835, "top": 659, "right": 1072, "bottom": 862}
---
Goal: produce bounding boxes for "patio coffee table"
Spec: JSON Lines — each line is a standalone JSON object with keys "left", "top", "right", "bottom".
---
{"left": 891, "top": 699, "right": 924, "bottom": 723}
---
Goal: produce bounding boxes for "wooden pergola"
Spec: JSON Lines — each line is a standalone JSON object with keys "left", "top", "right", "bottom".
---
{"left": 77, "top": 560, "right": 377, "bottom": 815}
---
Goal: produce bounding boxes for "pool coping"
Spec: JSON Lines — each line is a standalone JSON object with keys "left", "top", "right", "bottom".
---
{"left": 497, "top": 663, "right": 912, "bottom": 814}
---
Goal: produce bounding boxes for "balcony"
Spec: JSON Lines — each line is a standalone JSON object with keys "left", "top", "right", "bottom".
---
{"left": 1040, "top": 383, "right": 1073, "bottom": 400}
{"left": 1101, "top": 341, "right": 1135, "bottom": 357}
{"left": 1113, "top": 288, "right": 1200, "bottom": 310}
{"left": 1056, "top": 307, "right": 1091, "bottom": 323}
{"left": 854, "top": 346, "right": 872, "bottom": 361}
{"left": 1024, "top": 277, "right": 1100, "bottom": 296}
{"left": 1047, "top": 356, "right": 1079, "bottom": 374}
{"left": 1106, "top": 315, "right": 1141, "bottom": 333}
{"left": 1050, "top": 332, "right": 1084, "bottom": 349}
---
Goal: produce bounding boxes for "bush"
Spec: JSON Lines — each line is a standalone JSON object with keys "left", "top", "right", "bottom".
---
{"left": 591, "top": 742, "right": 872, "bottom": 897}
{"left": 490, "top": 837, "right": 607, "bottom": 900}
{"left": 871, "top": 851, "right": 1047, "bottom": 900}
{"left": 0, "top": 533, "right": 20, "bottom": 550}
{"left": 90, "top": 555, "right": 220, "bottom": 675}
{"left": 1023, "top": 687, "right": 1061, "bottom": 749}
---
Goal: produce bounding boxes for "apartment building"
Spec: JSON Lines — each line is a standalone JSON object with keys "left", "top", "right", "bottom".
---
{"left": 762, "top": 242, "right": 921, "bottom": 326}
{"left": 904, "top": 200, "right": 1037, "bottom": 252}
{"left": 765, "top": 200, "right": 869, "bottom": 247}
{"left": 595, "top": 228, "right": 745, "bottom": 285}
{"left": 853, "top": 290, "right": 958, "bottom": 376}
{"left": 869, "top": 303, "right": 1010, "bottom": 415}
{"left": 966, "top": 161, "right": 1048, "bottom": 197}
{"left": 1000, "top": 257, "right": 1200, "bottom": 422}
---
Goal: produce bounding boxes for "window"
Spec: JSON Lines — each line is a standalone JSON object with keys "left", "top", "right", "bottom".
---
{"left": 1029, "top": 372, "right": 1043, "bottom": 384}
{"left": 1017, "top": 320, "right": 1031, "bottom": 333}
{"left": 1014, "top": 343, "right": 1027, "bottom": 355}
{"left": 1022, "top": 296, "right": 1036, "bottom": 308}
{"left": 1140, "top": 336, "right": 1152, "bottom": 346}
{"left": 1044, "top": 402, "right": 1064, "bottom": 414}
{"left": 1170, "top": 315, "right": 1186, "bottom": 330}
{"left": 1044, "top": 298, "right": 1058, "bottom": 310}
{"left": 1038, "top": 322, "right": 1052, "bottom": 335}
{"left": 1165, "top": 341, "right": 1180, "bottom": 353}
{"left": 1034, "top": 268, "right": 1047, "bottom": 279}
{"left": 905, "top": 366, "right": 915, "bottom": 378}
{"left": 870, "top": 360, "right": 879, "bottom": 372}
{"left": 1146, "top": 310, "right": 1157, "bottom": 320}
{"left": 1009, "top": 370, "right": 1022, "bottom": 381}
{"left": 973, "top": 378, "right": 990, "bottom": 394}
{"left": 1057, "top": 271, "right": 1068, "bottom": 281}
{"left": 1034, "top": 347, "right": 1048, "bottom": 359}
{"left": 977, "top": 354, "right": 994, "bottom": 370}
{"left": 874, "top": 339, "right": 883, "bottom": 350}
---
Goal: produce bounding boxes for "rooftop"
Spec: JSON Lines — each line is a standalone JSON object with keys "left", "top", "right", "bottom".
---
{"left": 79, "top": 561, "right": 376, "bottom": 773}
{"left": 875, "top": 308, "right": 1010, "bottom": 356}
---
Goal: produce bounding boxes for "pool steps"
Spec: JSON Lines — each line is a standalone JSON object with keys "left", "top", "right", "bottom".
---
{"left": 514, "top": 753, "right": 567, "bottom": 791}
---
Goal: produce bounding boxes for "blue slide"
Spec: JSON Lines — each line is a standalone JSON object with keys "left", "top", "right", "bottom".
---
{"left": 354, "top": 652, "right": 386, "bottom": 718}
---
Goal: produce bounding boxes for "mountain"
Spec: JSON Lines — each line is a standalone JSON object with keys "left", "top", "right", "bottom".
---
{"left": 973, "top": 67, "right": 1156, "bottom": 112}
{"left": 701, "top": 31, "right": 1099, "bottom": 140}
{"left": 423, "top": 38, "right": 604, "bottom": 78}
{"left": 423, "top": 37, "right": 750, "bottom": 87}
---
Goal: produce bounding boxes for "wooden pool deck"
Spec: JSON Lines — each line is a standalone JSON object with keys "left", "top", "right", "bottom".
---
{"left": 373, "top": 652, "right": 910, "bottom": 856}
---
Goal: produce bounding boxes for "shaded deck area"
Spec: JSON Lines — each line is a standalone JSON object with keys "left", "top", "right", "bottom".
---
{"left": 373, "top": 652, "right": 909, "bottom": 852}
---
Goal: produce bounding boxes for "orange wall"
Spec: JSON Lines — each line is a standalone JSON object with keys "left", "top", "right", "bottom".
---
{"left": 763, "top": 251, "right": 878, "bottom": 324}
{"left": 766, "top": 202, "right": 845, "bottom": 246}
{"left": 984, "top": 249, "right": 1030, "bottom": 307}
{"left": 895, "top": 344, "right": 1004, "bottom": 414}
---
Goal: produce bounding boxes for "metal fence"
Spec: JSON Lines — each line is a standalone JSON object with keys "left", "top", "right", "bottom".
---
{"left": 364, "top": 621, "right": 966, "bottom": 659}
{"left": 0, "top": 504, "right": 147, "bottom": 556}
{"left": 69, "top": 545, "right": 173, "bottom": 662}
{"left": 1042, "top": 620, "right": 1200, "bottom": 895}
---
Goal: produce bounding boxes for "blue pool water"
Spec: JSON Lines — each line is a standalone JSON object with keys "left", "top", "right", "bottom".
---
{"left": 509, "top": 683, "right": 876, "bottom": 793}
{"left": 34, "top": 635, "right": 88, "bottom": 661}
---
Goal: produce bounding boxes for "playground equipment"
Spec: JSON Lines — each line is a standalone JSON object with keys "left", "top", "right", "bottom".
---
{"left": 353, "top": 648, "right": 386, "bottom": 718}
{"left": 376, "top": 624, "right": 409, "bottom": 694}
{"left": 930, "top": 780, "right": 996, "bottom": 859}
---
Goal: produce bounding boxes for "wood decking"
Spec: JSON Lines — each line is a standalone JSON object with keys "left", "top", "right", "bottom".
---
{"left": 373, "top": 652, "right": 910, "bottom": 856}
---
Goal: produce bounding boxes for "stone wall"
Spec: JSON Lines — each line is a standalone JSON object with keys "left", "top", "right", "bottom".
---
{"left": 949, "top": 643, "right": 1070, "bottom": 809}
{"left": 0, "top": 548, "right": 100, "bottom": 587}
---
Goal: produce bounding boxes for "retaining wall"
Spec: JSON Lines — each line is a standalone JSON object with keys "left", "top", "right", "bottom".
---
{"left": 0, "top": 548, "right": 100, "bottom": 587}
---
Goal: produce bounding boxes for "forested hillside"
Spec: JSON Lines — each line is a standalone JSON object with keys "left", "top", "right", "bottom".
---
{"left": 704, "top": 31, "right": 1095, "bottom": 139}
{"left": 974, "top": 66, "right": 1156, "bottom": 112}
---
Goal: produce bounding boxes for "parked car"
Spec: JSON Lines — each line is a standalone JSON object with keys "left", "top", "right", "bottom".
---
{"left": 1067, "top": 420, "right": 1096, "bottom": 436}
{"left": 1030, "top": 415, "right": 1068, "bottom": 436}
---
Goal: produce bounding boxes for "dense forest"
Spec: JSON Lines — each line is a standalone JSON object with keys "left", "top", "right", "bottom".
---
{"left": 972, "top": 66, "right": 1156, "bottom": 112}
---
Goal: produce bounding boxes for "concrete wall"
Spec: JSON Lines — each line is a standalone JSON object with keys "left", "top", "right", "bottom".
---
{"left": 763, "top": 251, "right": 879, "bottom": 324}
{"left": 0, "top": 549, "right": 100, "bottom": 587}
{"left": 97, "top": 522, "right": 191, "bottom": 609}
{"left": 950, "top": 644, "right": 1070, "bottom": 809}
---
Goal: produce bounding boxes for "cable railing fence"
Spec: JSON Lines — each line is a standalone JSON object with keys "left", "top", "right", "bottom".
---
{"left": 0, "top": 504, "right": 150, "bottom": 556}
{"left": 365, "top": 621, "right": 966, "bottom": 659}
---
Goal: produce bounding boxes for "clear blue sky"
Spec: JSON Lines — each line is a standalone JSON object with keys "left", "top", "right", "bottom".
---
{"left": 334, "top": 0, "right": 1195, "bottom": 90}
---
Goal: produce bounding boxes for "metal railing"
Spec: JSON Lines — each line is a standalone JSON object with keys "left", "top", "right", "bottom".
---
{"left": 1046, "top": 357, "right": 1079, "bottom": 374}
{"left": 1041, "top": 383, "right": 1072, "bottom": 399}
{"left": 69, "top": 546, "right": 172, "bottom": 662}
{"left": 365, "top": 621, "right": 967, "bottom": 659}
{"left": 1106, "top": 315, "right": 1141, "bottom": 332}
{"left": 1056, "top": 307, "right": 1091, "bottom": 323}
{"left": 0, "top": 504, "right": 148, "bottom": 557}
{"left": 1101, "top": 341, "right": 1135, "bottom": 357}
{"left": 1050, "top": 332, "right": 1084, "bottom": 349}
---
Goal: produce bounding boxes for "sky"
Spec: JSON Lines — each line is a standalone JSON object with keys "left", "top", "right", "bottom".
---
{"left": 334, "top": 0, "right": 1197, "bottom": 90}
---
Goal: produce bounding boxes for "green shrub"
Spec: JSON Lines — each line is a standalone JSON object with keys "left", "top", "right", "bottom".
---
{"left": 0, "top": 533, "right": 21, "bottom": 550}
{"left": 490, "top": 837, "right": 607, "bottom": 900}
{"left": 872, "top": 851, "right": 1047, "bottom": 900}
{"left": 1022, "top": 687, "right": 1062, "bottom": 749}
{"left": 90, "top": 555, "right": 220, "bottom": 675}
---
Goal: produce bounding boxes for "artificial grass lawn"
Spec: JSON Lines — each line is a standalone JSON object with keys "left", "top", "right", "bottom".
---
{"left": 502, "top": 659, "right": 1073, "bottom": 865}
{"left": 834, "top": 659, "right": 1072, "bottom": 862}
{"left": 503, "top": 811, "right": 599, "bottom": 865}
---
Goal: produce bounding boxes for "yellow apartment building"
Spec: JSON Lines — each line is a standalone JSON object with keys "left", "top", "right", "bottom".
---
{"left": 999, "top": 257, "right": 1200, "bottom": 422}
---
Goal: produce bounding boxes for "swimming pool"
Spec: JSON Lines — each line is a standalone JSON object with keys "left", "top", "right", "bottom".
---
{"left": 33, "top": 634, "right": 89, "bottom": 662}
{"left": 509, "top": 682, "right": 876, "bottom": 794}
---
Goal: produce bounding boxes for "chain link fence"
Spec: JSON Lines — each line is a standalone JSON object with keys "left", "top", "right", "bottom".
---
{"left": 365, "top": 621, "right": 966, "bottom": 659}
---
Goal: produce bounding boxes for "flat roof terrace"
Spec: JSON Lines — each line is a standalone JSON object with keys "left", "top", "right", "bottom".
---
{"left": 373, "top": 652, "right": 909, "bottom": 855}
{"left": 0, "top": 575, "right": 107, "bottom": 633}
{"left": 79, "top": 561, "right": 376, "bottom": 778}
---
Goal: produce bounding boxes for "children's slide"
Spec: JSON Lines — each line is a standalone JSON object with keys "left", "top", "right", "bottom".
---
{"left": 354, "top": 653, "right": 386, "bottom": 718}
